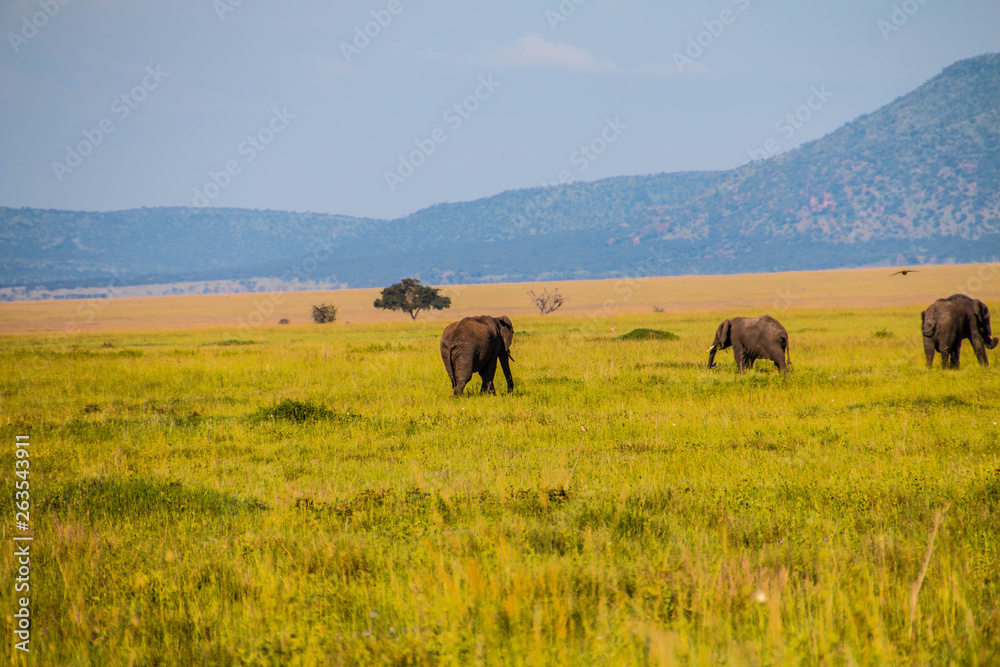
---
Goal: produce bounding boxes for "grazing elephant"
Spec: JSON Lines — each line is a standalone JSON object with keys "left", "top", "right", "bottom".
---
{"left": 707, "top": 315, "right": 790, "bottom": 372}
{"left": 921, "top": 294, "right": 997, "bottom": 368}
{"left": 440, "top": 315, "right": 514, "bottom": 396}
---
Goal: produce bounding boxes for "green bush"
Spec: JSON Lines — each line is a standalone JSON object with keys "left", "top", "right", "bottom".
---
{"left": 618, "top": 328, "right": 679, "bottom": 341}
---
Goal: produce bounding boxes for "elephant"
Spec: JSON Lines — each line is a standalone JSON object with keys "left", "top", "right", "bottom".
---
{"left": 440, "top": 315, "right": 514, "bottom": 396}
{"left": 707, "top": 315, "right": 790, "bottom": 372}
{"left": 921, "top": 294, "right": 997, "bottom": 368}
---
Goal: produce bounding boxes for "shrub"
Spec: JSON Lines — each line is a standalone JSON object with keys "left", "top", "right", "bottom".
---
{"left": 312, "top": 304, "right": 338, "bottom": 323}
{"left": 251, "top": 399, "right": 336, "bottom": 423}
{"left": 617, "top": 328, "right": 679, "bottom": 341}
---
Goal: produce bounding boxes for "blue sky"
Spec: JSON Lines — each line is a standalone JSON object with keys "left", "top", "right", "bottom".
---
{"left": 2, "top": 0, "right": 998, "bottom": 220}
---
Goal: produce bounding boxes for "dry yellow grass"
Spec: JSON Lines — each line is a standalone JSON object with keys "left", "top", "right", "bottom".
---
{"left": 2, "top": 263, "right": 999, "bottom": 664}
{"left": 0, "top": 263, "right": 997, "bottom": 335}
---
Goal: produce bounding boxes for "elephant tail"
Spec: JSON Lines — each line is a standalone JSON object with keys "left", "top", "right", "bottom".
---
{"left": 442, "top": 344, "right": 458, "bottom": 387}
{"left": 784, "top": 337, "right": 792, "bottom": 368}
{"left": 449, "top": 346, "right": 459, "bottom": 385}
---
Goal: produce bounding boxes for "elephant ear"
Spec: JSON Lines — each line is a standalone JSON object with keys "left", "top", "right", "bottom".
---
{"left": 496, "top": 315, "right": 513, "bottom": 352}
{"left": 975, "top": 300, "right": 992, "bottom": 331}
{"left": 717, "top": 319, "right": 732, "bottom": 346}
{"left": 921, "top": 309, "right": 935, "bottom": 337}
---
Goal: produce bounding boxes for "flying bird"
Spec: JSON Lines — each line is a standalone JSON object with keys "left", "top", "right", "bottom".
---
{"left": 890, "top": 270, "right": 919, "bottom": 276}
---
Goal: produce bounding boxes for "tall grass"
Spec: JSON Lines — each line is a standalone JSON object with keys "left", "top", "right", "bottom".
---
{"left": 1, "top": 308, "right": 998, "bottom": 664}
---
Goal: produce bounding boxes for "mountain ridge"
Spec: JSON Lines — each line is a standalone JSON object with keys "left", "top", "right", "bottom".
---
{"left": 2, "top": 53, "right": 998, "bottom": 298}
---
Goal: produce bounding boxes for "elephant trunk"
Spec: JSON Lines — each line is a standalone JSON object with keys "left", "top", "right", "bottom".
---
{"left": 707, "top": 345, "right": 718, "bottom": 369}
{"left": 988, "top": 336, "right": 999, "bottom": 350}
{"left": 499, "top": 351, "right": 514, "bottom": 393}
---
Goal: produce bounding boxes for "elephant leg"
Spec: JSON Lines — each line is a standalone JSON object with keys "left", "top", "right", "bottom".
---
{"left": 947, "top": 346, "right": 960, "bottom": 370}
{"left": 479, "top": 357, "right": 498, "bottom": 394}
{"left": 733, "top": 345, "right": 745, "bottom": 373}
{"left": 769, "top": 346, "right": 784, "bottom": 371}
{"left": 922, "top": 336, "right": 936, "bottom": 369}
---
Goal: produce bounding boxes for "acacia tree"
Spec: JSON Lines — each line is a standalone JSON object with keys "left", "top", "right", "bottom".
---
{"left": 527, "top": 288, "right": 565, "bottom": 315}
{"left": 373, "top": 278, "right": 452, "bottom": 320}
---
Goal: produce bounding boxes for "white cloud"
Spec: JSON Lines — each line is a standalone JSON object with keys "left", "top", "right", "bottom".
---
{"left": 489, "top": 34, "right": 616, "bottom": 73}
{"left": 487, "top": 34, "right": 685, "bottom": 77}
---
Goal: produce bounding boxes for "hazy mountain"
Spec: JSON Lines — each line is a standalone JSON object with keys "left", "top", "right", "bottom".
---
{"left": 2, "top": 54, "right": 998, "bottom": 298}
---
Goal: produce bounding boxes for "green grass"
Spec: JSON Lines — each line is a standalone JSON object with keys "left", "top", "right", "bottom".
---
{"left": 1, "top": 308, "right": 999, "bottom": 665}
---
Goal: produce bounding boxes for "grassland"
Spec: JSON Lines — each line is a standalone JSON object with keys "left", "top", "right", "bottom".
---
{"left": 2, "top": 264, "right": 994, "bottom": 334}
{"left": 1, "top": 266, "right": 999, "bottom": 665}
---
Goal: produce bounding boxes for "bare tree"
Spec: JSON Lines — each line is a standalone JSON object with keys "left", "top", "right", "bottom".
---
{"left": 312, "top": 304, "right": 338, "bottom": 323}
{"left": 527, "top": 288, "right": 565, "bottom": 315}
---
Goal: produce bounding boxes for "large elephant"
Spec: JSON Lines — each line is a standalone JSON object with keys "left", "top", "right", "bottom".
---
{"left": 440, "top": 315, "right": 514, "bottom": 396}
{"left": 707, "top": 315, "right": 790, "bottom": 372}
{"left": 921, "top": 294, "right": 997, "bottom": 368}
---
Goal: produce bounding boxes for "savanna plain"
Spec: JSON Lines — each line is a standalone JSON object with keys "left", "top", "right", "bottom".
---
{"left": 1, "top": 267, "right": 999, "bottom": 665}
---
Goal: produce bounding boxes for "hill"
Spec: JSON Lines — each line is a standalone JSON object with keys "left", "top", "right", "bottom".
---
{"left": 2, "top": 54, "right": 998, "bottom": 298}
